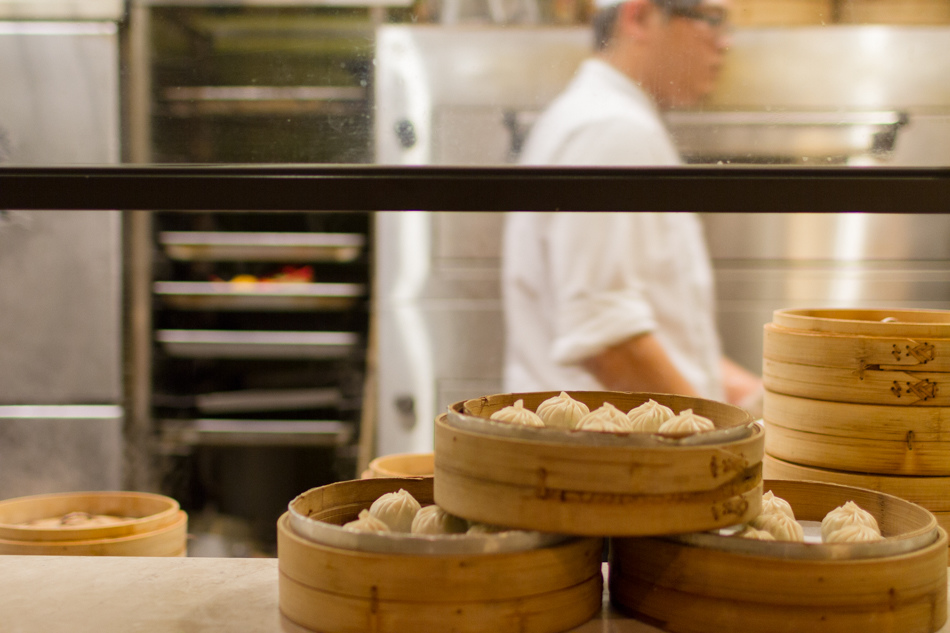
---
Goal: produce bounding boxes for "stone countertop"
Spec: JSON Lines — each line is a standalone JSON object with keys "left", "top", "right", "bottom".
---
{"left": 0, "top": 556, "right": 658, "bottom": 633}
{"left": 3, "top": 555, "right": 948, "bottom": 633}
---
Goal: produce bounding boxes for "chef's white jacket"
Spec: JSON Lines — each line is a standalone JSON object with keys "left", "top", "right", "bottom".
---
{"left": 502, "top": 58, "right": 725, "bottom": 400}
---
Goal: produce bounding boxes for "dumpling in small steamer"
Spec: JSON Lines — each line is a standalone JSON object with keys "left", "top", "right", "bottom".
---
{"left": 761, "top": 490, "right": 795, "bottom": 520}
{"left": 821, "top": 501, "right": 881, "bottom": 542}
{"left": 343, "top": 509, "right": 391, "bottom": 533}
{"left": 411, "top": 505, "right": 469, "bottom": 535}
{"left": 750, "top": 511, "right": 805, "bottom": 542}
{"left": 490, "top": 399, "right": 544, "bottom": 428}
{"left": 737, "top": 527, "right": 775, "bottom": 541}
{"left": 535, "top": 392, "right": 589, "bottom": 430}
{"left": 657, "top": 409, "right": 716, "bottom": 435}
{"left": 368, "top": 488, "right": 422, "bottom": 533}
{"left": 575, "top": 402, "right": 633, "bottom": 432}
{"left": 626, "top": 399, "right": 674, "bottom": 433}
{"left": 825, "top": 523, "right": 884, "bottom": 543}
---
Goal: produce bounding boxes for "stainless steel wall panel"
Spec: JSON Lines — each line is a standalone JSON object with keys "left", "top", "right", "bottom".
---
{"left": 0, "top": 211, "right": 123, "bottom": 403}
{"left": 0, "top": 406, "right": 123, "bottom": 499}
{"left": 0, "top": 21, "right": 119, "bottom": 165}
{"left": 0, "top": 1, "right": 123, "bottom": 20}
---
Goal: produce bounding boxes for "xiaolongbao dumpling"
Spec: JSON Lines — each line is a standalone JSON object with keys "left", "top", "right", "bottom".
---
{"left": 368, "top": 488, "right": 421, "bottom": 533}
{"left": 824, "top": 523, "right": 884, "bottom": 544}
{"left": 821, "top": 501, "right": 880, "bottom": 541}
{"left": 343, "top": 509, "right": 391, "bottom": 533}
{"left": 761, "top": 490, "right": 795, "bottom": 520}
{"left": 657, "top": 409, "right": 716, "bottom": 435}
{"left": 535, "top": 392, "right": 589, "bottom": 430}
{"left": 738, "top": 527, "right": 775, "bottom": 541}
{"left": 626, "top": 399, "right": 675, "bottom": 433}
{"left": 750, "top": 511, "right": 805, "bottom": 542}
{"left": 410, "top": 505, "right": 468, "bottom": 535}
{"left": 575, "top": 402, "right": 633, "bottom": 432}
{"left": 490, "top": 399, "right": 544, "bottom": 428}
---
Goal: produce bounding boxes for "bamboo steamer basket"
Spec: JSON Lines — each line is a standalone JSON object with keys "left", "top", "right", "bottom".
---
{"left": 434, "top": 391, "right": 763, "bottom": 537}
{"left": 839, "top": 0, "right": 950, "bottom": 24}
{"left": 731, "top": 0, "right": 832, "bottom": 26}
{"left": 0, "top": 491, "right": 181, "bottom": 542}
{"left": 763, "top": 391, "right": 950, "bottom": 475}
{"left": 0, "top": 491, "right": 187, "bottom": 556}
{"left": 610, "top": 480, "right": 948, "bottom": 633}
{"left": 764, "top": 455, "right": 950, "bottom": 532}
{"left": 278, "top": 477, "right": 603, "bottom": 633}
{"left": 366, "top": 452, "right": 434, "bottom": 478}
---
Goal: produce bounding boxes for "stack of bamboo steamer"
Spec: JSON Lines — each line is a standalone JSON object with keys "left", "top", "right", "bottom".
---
{"left": 763, "top": 308, "right": 950, "bottom": 532}
{"left": 0, "top": 491, "right": 187, "bottom": 556}
{"left": 277, "top": 477, "right": 603, "bottom": 633}
{"left": 838, "top": 0, "right": 950, "bottom": 24}
{"left": 731, "top": 0, "right": 833, "bottom": 26}
{"left": 363, "top": 452, "right": 434, "bottom": 479}
{"left": 434, "top": 391, "right": 763, "bottom": 536}
{"left": 610, "top": 479, "right": 948, "bottom": 633}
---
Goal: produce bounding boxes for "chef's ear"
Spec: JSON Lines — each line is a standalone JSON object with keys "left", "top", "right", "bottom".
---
{"left": 615, "top": 0, "right": 660, "bottom": 39}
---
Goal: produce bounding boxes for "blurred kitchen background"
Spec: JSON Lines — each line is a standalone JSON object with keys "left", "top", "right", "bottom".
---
{"left": 2, "top": 0, "right": 950, "bottom": 554}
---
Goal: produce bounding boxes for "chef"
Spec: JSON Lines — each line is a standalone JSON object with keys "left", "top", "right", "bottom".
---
{"left": 501, "top": 0, "right": 763, "bottom": 413}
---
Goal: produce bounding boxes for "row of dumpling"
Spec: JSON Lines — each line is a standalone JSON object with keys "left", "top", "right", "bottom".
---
{"left": 343, "top": 488, "right": 506, "bottom": 536}
{"left": 737, "top": 491, "right": 883, "bottom": 543}
{"left": 489, "top": 392, "right": 716, "bottom": 435}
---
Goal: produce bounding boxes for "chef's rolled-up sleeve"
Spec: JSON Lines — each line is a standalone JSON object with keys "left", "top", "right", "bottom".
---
{"left": 547, "top": 212, "right": 657, "bottom": 366}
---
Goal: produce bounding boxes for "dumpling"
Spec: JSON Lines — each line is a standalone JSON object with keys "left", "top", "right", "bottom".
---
{"left": 750, "top": 511, "right": 805, "bottom": 542}
{"left": 343, "top": 509, "right": 391, "bottom": 533}
{"left": 824, "top": 523, "right": 884, "bottom": 544}
{"left": 737, "top": 527, "right": 775, "bottom": 541}
{"left": 368, "top": 488, "right": 421, "bottom": 533}
{"left": 535, "top": 392, "right": 589, "bottom": 430}
{"left": 626, "top": 399, "right": 675, "bottom": 433}
{"left": 821, "top": 501, "right": 881, "bottom": 541}
{"left": 490, "top": 399, "right": 544, "bottom": 428}
{"left": 410, "top": 505, "right": 469, "bottom": 535}
{"left": 761, "top": 490, "right": 795, "bottom": 520}
{"left": 575, "top": 402, "right": 633, "bottom": 432}
{"left": 657, "top": 409, "right": 716, "bottom": 435}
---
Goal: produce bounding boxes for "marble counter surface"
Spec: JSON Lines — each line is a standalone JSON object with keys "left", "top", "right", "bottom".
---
{"left": 0, "top": 556, "right": 658, "bottom": 633}
{"left": 2, "top": 555, "right": 948, "bottom": 633}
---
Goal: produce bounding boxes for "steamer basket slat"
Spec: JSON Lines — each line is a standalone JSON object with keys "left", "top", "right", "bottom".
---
{"left": 279, "top": 569, "right": 604, "bottom": 633}
{"left": 771, "top": 308, "right": 950, "bottom": 337}
{"left": 763, "top": 391, "right": 950, "bottom": 442}
{"left": 763, "top": 323, "right": 950, "bottom": 371}
{"left": 763, "top": 455, "right": 950, "bottom": 513}
{"left": 433, "top": 391, "right": 763, "bottom": 536}
{"left": 763, "top": 418, "right": 950, "bottom": 476}
{"left": 763, "top": 358, "right": 948, "bottom": 406}
{"left": 609, "top": 480, "right": 948, "bottom": 633}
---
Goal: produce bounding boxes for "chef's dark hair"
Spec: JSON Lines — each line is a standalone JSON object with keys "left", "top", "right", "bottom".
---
{"left": 593, "top": 0, "right": 704, "bottom": 51}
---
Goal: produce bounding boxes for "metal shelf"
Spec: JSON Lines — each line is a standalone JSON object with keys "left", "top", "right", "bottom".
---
{"left": 159, "top": 231, "right": 365, "bottom": 262}
{"left": 160, "top": 418, "right": 354, "bottom": 448}
{"left": 156, "top": 329, "right": 360, "bottom": 359}
{"left": 161, "top": 86, "right": 367, "bottom": 117}
{"left": 154, "top": 281, "right": 365, "bottom": 311}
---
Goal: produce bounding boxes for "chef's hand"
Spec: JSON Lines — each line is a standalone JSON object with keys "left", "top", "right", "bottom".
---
{"left": 721, "top": 356, "right": 764, "bottom": 419}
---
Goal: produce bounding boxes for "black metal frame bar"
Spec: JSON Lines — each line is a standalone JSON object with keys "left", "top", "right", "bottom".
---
{"left": 1, "top": 165, "right": 949, "bottom": 212}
